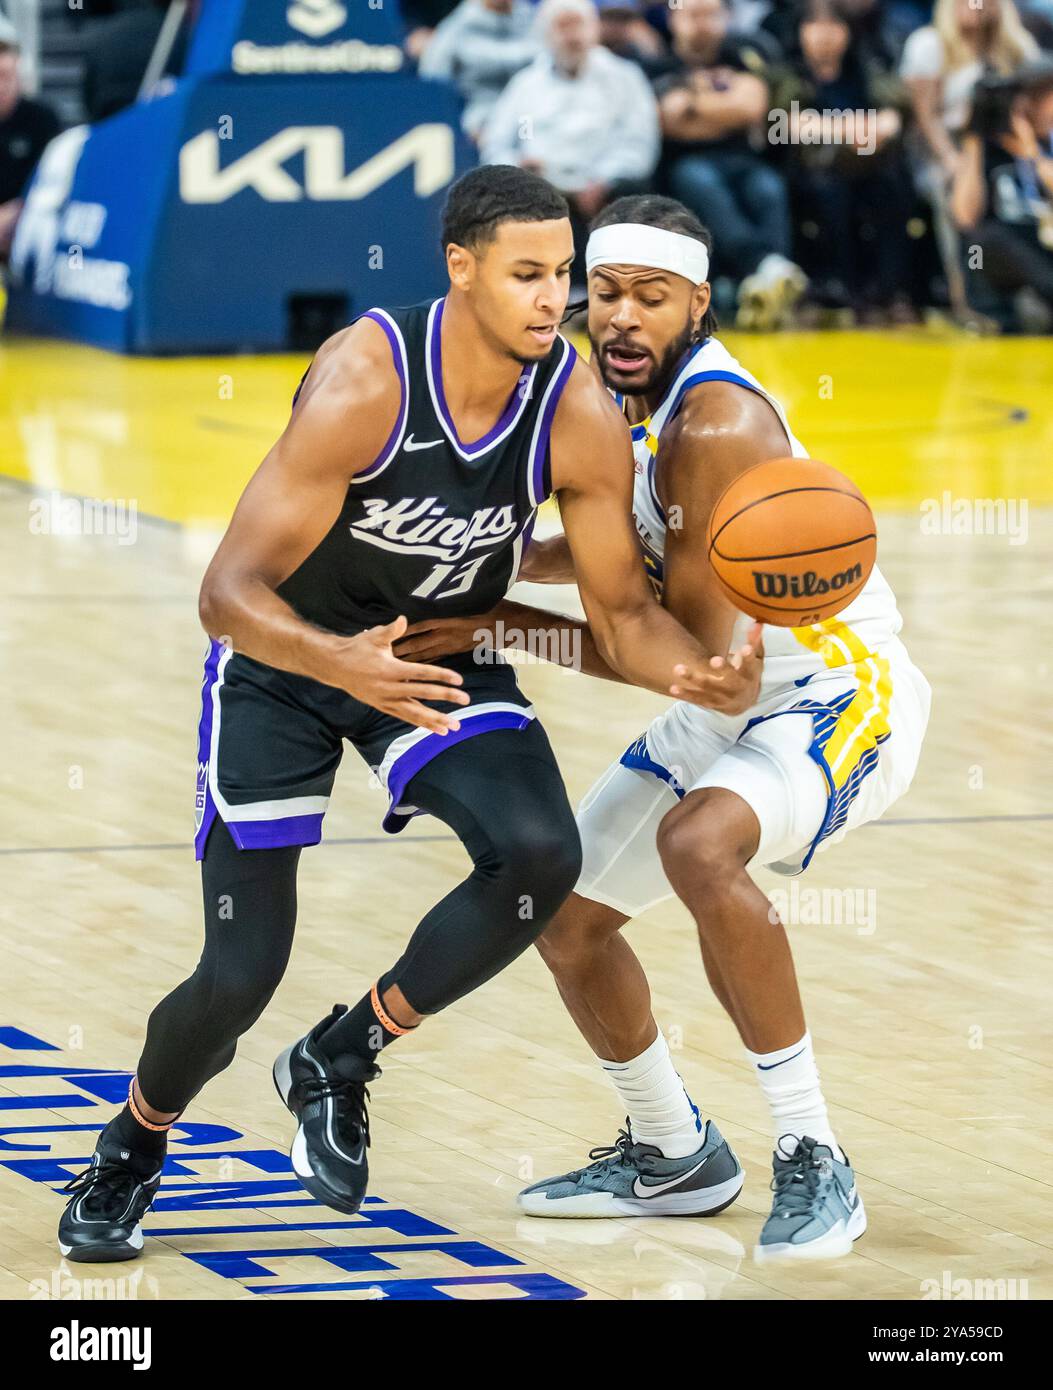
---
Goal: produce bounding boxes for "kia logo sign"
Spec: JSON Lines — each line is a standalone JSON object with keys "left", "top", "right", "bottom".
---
{"left": 179, "top": 125, "right": 455, "bottom": 203}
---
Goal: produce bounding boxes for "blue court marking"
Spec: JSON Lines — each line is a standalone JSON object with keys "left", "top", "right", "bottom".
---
{"left": 0, "top": 1025, "right": 589, "bottom": 1300}
{"left": 0, "top": 1027, "right": 58, "bottom": 1050}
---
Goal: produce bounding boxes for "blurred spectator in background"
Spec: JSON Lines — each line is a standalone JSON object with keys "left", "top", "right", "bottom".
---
{"left": 595, "top": 0, "right": 669, "bottom": 78}
{"left": 481, "top": 0, "right": 659, "bottom": 275}
{"left": 0, "top": 32, "right": 58, "bottom": 259}
{"left": 903, "top": 0, "right": 1038, "bottom": 160}
{"left": 81, "top": 0, "right": 189, "bottom": 123}
{"left": 419, "top": 0, "right": 539, "bottom": 140}
{"left": 902, "top": 0, "right": 1038, "bottom": 321}
{"left": 766, "top": 0, "right": 900, "bottom": 66}
{"left": 951, "top": 59, "right": 1053, "bottom": 328}
{"left": 656, "top": 0, "right": 806, "bottom": 328}
{"left": 402, "top": 0, "right": 461, "bottom": 62}
{"left": 771, "top": 0, "right": 915, "bottom": 324}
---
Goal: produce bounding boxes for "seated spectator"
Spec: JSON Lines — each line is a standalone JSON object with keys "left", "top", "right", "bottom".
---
{"left": 657, "top": 0, "right": 806, "bottom": 328}
{"left": 770, "top": 0, "right": 916, "bottom": 323}
{"left": 950, "top": 59, "right": 1053, "bottom": 329}
{"left": 419, "top": 0, "right": 539, "bottom": 141}
{"left": 480, "top": 0, "right": 660, "bottom": 276}
{"left": 901, "top": 0, "right": 1038, "bottom": 321}
{"left": 0, "top": 34, "right": 59, "bottom": 260}
{"left": 595, "top": 0, "right": 670, "bottom": 79}
{"left": 766, "top": 0, "right": 899, "bottom": 67}
{"left": 903, "top": 0, "right": 1039, "bottom": 169}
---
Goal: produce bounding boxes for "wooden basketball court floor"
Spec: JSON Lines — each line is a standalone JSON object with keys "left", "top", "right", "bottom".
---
{"left": 0, "top": 328, "right": 1051, "bottom": 1302}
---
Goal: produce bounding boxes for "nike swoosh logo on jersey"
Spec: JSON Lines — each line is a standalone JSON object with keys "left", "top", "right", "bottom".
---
{"left": 403, "top": 434, "right": 442, "bottom": 451}
{"left": 633, "top": 1154, "right": 710, "bottom": 1198}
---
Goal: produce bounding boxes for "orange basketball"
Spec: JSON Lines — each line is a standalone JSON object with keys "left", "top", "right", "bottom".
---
{"left": 706, "top": 457, "right": 876, "bottom": 627}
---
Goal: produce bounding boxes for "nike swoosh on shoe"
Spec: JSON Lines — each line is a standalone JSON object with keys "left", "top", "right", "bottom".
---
{"left": 632, "top": 1155, "right": 711, "bottom": 1199}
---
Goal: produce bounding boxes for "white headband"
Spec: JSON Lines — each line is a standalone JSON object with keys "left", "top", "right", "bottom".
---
{"left": 585, "top": 223, "right": 710, "bottom": 285}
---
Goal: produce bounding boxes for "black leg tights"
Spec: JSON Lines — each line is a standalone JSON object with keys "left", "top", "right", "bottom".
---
{"left": 383, "top": 722, "right": 581, "bottom": 1011}
{"left": 136, "top": 820, "right": 300, "bottom": 1112}
{"left": 135, "top": 724, "right": 582, "bottom": 1106}
{"left": 319, "top": 723, "right": 583, "bottom": 1060}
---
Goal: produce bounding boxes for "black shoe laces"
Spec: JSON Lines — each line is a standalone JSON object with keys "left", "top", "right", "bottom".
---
{"left": 61, "top": 1159, "right": 151, "bottom": 1218}
{"left": 581, "top": 1128, "right": 653, "bottom": 1182}
{"left": 299, "top": 1076, "right": 372, "bottom": 1149}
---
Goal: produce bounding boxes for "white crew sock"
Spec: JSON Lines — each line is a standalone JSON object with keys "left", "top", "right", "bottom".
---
{"left": 600, "top": 1032, "right": 704, "bottom": 1159}
{"left": 744, "top": 1031, "right": 845, "bottom": 1162}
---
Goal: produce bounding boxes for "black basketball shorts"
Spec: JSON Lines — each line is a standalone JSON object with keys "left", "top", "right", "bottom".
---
{"left": 193, "top": 639, "right": 535, "bottom": 859}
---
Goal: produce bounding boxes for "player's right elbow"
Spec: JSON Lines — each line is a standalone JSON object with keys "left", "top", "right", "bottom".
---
{"left": 197, "top": 576, "right": 227, "bottom": 638}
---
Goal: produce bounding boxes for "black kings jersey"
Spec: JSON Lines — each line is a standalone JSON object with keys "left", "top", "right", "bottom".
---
{"left": 278, "top": 298, "right": 577, "bottom": 634}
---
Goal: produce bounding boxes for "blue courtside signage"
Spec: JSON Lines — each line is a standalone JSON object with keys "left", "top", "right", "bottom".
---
{"left": 7, "top": 1, "right": 473, "bottom": 353}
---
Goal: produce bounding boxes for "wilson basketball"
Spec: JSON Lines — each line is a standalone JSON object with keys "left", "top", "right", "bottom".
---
{"left": 707, "top": 457, "right": 877, "bottom": 627}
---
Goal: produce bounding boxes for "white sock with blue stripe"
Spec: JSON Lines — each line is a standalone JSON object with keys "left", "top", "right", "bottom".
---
{"left": 600, "top": 1031, "right": 704, "bottom": 1159}
{"left": 745, "top": 1030, "right": 845, "bottom": 1163}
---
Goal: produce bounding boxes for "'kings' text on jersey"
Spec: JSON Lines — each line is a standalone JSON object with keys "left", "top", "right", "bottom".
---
{"left": 278, "top": 298, "right": 577, "bottom": 634}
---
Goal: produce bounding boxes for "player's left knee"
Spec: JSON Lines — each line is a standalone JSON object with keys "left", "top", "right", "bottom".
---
{"left": 486, "top": 815, "right": 583, "bottom": 925}
{"left": 656, "top": 792, "right": 752, "bottom": 893}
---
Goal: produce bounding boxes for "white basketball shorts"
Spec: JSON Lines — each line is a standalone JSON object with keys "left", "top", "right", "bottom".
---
{"left": 575, "top": 638, "right": 931, "bottom": 917}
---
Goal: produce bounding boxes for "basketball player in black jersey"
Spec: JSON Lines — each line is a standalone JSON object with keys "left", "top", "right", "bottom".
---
{"left": 57, "top": 166, "right": 763, "bottom": 1261}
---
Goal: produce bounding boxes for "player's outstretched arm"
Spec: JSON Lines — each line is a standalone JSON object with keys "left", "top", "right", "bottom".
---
{"left": 197, "top": 318, "right": 469, "bottom": 735}
{"left": 396, "top": 594, "right": 625, "bottom": 679}
{"left": 549, "top": 360, "right": 762, "bottom": 712}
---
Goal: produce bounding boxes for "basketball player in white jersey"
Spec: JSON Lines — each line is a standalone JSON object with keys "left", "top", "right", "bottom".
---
{"left": 397, "top": 196, "right": 931, "bottom": 1261}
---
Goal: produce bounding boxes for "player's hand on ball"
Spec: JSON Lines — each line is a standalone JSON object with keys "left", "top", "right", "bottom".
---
{"left": 670, "top": 622, "right": 764, "bottom": 714}
{"left": 394, "top": 612, "right": 497, "bottom": 661}
{"left": 339, "top": 616, "right": 470, "bottom": 734}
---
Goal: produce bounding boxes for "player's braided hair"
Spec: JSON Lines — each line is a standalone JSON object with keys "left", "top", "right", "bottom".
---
{"left": 441, "top": 166, "right": 569, "bottom": 253}
{"left": 588, "top": 195, "right": 719, "bottom": 340}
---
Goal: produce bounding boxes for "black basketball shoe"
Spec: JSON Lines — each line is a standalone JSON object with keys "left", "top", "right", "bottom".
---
{"left": 57, "top": 1126, "right": 164, "bottom": 1262}
{"left": 273, "top": 1004, "right": 379, "bottom": 1215}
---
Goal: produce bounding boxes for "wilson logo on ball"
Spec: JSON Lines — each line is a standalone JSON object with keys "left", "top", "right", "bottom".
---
{"left": 706, "top": 457, "right": 877, "bottom": 627}
{"left": 752, "top": 564, "right": 864, "bottom": 600}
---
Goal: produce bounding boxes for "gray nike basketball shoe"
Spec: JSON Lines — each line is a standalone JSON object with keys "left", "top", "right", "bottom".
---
{"left": 518, "top": 1121, "right": 744, "bottom": 1217}
{"left": 754, "top": 1135, "right": 866, "bottom": 1261}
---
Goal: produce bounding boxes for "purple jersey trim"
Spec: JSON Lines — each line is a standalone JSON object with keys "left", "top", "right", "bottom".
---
{"left": 194, "top": 639, "right": 224, "bottom": 861}
{"left": 193, "top": 639, "right": 328, "bottom": 860}
{"left": 531, "top": 337, "right": 577, "bottom": 504}
{"left": 352, "top": 309, "right": 409, "bottom": 483}
{"left": 428, "top": 297, "right": 537, "bottom": 455}
{"left": 224, "top": 814, "right": 325, "bottom": 852}
{"left": 382, "top": 710, "right": 533, "bottom": 834}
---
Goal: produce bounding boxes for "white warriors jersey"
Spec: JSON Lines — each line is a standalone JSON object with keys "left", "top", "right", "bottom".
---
{"left": 627, "top": 336, "right": 904, "bottom": 695}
